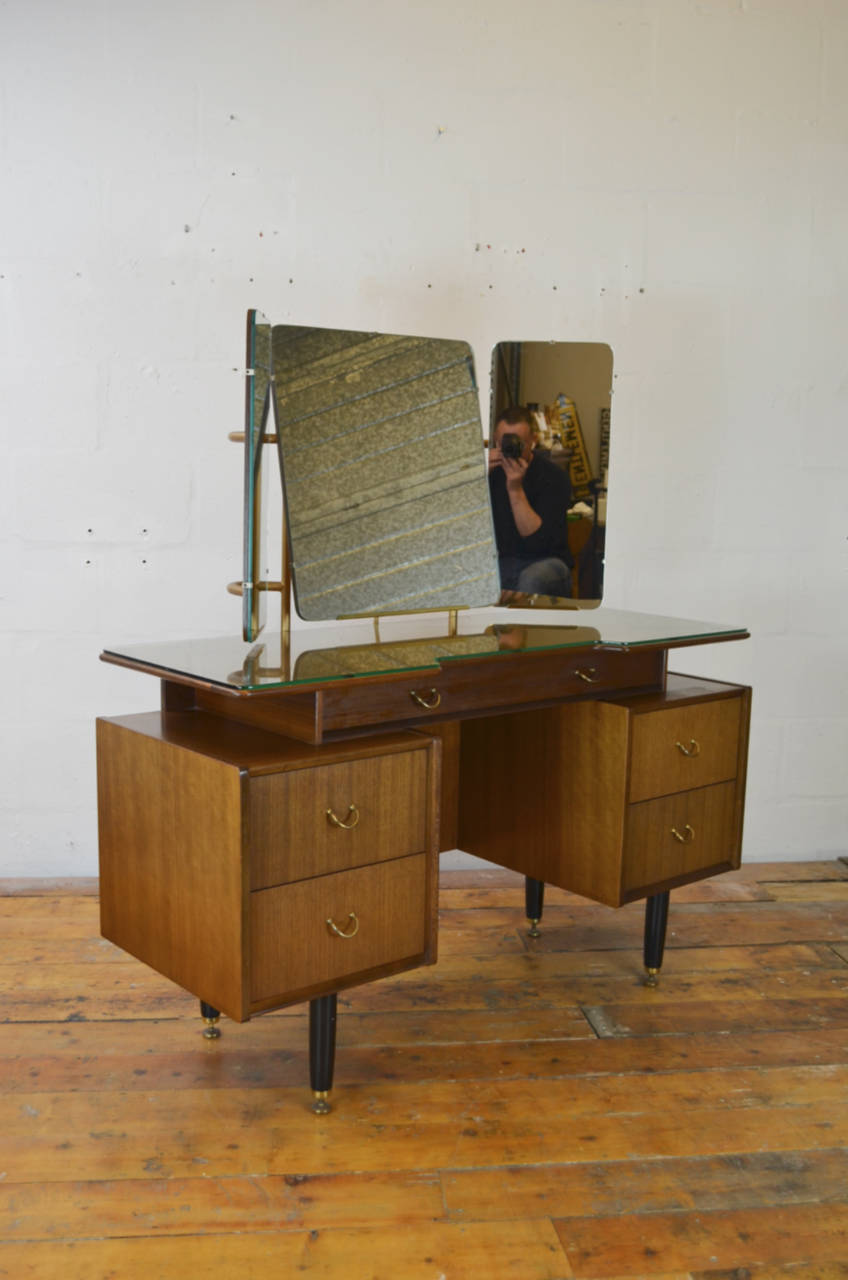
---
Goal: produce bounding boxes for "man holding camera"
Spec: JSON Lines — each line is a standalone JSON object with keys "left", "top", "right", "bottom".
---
{"left": 488, "top": 406, "right": 573, "bottom": 600}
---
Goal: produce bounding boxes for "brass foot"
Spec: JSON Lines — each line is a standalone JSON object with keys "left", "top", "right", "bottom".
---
{"left": 311, "top": 1090, "right": 332, "bottom": 1115}
{"left": 527, "top": 918, "right": 541, "bottom": 938}
{"left": 644, "top": 967, "right": 660, "bottom": 988}
{"left": 202, "top": 1016, "right": 221, "bottom": 1040}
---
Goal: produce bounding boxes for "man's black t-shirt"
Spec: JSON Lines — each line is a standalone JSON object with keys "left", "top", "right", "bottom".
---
{"left": 488, "top": 451, "right": 573, "bottom": 569}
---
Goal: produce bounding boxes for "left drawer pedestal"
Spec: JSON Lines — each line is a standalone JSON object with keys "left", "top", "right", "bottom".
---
{"left": 96, "top": 709, "right": 440, "bottom": 1108}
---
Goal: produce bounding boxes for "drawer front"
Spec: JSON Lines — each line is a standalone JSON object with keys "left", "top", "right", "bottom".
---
{"left": 319, "top": 647, "right": 664, "bottom": 732}
{"left": 250, "top": 853, "right": 427, "bottom": 1003}
{"left": 623, "top": 781, "right": 739, "bottom": 895}
{"left": 628, "top": 696, "right": 741, "bottom": 803}
{"left": 250, "top": 748, "right": 428, "bottom": 890}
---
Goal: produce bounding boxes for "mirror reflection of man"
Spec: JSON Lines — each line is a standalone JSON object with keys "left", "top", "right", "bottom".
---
{"left": 488, "top": 406, "right": 573, "bottom": 600}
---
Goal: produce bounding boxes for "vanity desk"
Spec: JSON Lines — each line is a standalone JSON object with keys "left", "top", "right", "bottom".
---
{"left": 97, "top": 609, "right": 750, "bottom": 1110}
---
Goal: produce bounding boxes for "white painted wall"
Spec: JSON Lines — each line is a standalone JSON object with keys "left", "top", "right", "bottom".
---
{"left": 2, "top": 0, "right": 846, "bottom": 876}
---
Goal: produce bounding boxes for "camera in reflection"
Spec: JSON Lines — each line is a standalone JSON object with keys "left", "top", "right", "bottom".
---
{"left": 500, "top": 432, "right": 523, "bottom": 460}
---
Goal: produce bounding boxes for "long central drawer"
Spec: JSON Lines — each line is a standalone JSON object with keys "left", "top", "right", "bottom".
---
{"left": 318, "top": 645, "right": 665, "bottom": 734}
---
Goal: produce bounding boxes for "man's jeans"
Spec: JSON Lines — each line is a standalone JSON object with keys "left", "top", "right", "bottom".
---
{"left": 499, "top": 556, "right": 572, "bottom": 599}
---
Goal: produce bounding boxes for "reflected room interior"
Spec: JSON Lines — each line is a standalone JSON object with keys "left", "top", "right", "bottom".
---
{"left": 491, "top": 340, "right": 612, "bottom": 605}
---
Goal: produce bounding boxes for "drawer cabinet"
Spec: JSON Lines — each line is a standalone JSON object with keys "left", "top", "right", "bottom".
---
{"left": 458, "top": 673, "right": 751, "bottom": 907}
{"left": 250, "top": 751, "right": 428, "bottom": 889}
{"left": 251, "top": 854, "right": 427, "bottom": 1002}
{"left": 623, "top": 780, "right": 738, "bottom": 894}
{"left": 97, "top": 711, "right": 440, "bottom": 1023}
{"left": 628, "top": 697, "right": 741, "bottom": 802}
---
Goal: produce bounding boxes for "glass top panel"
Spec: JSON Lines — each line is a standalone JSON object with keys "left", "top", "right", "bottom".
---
{"left": 102, "top": 608, "right": 748, "bottom": 692}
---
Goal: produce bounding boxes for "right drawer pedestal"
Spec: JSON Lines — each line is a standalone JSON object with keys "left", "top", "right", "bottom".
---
{"left": 458, "top": 673, "right": 751, "bottom": 908}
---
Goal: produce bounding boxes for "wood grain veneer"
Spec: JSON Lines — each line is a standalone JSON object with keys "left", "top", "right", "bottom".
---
{"left": 457, "top": 674, "right": 751, "bottom": 908}
{"left": 150, "top": 644, "right": 666, "bottom": 747}
{"left": 195, "top": 686, "right": 323, "bottom": 743}
{"left": 429, "top": 721, "right": 460, "bottom": 852}
{"left": 623, "top": 780, "right": 739, "bottom": 893}
{"left": 96, "top": 718, "right": 248, "bottom": 1020}
{"left": 628, "top": 697, "right": 741, "bottom": 802}
{"left": 96, "top": 711, "right": 440, "bottom": 1024}
{"left": 249, "top": 853, "right": 428, "bottom": 1003}
{"left": 249, "top": 750, "right": 428, "bottom": 889}
{"left": 318, "top": 646, "right": 665, "bottom": 734}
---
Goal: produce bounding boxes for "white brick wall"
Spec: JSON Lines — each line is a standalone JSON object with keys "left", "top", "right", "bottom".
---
{"left": 2, "top": 0, "right": 847, "bottom": 874}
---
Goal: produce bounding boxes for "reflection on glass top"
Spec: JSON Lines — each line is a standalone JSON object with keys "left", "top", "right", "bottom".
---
{"left": 102, "top": 608, "right": 748, "bottom": 692}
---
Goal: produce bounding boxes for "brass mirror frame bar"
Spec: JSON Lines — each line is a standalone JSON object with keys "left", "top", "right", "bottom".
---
{"left": 227, "top": 418, "right": 292, "bottom": 641}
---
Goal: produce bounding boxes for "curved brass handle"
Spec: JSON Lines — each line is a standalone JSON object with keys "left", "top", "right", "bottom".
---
{"left": 326, "top": 912, "right": 359, "bottom": 939}
{"left": 326, "top": 804, "right": 360, "bottom": 830}
{"left": 410, "top": 687, "right": 441, "bottom": 709}
{"left": 574, "top": 667, "right": 600, "bottom": 684}
{"left": 671, "top": 823, "right": 695, "bottom": 844}
{"left": 675, "top": 739, "right": 701, "bottom": 758}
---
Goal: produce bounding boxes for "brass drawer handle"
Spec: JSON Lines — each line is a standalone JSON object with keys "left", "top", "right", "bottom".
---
{"left": 671, "top": 823, "right": 695, "bottom": 844}
{"left": 326, "top": 912, "right": 359, "bottom": 939}
{"left": 675, "top": 738, "right": 701, "bottom": 758}
{"left": 326, "top": 804, "right": 360, "bottom": 830}
{"left": 410, "top": 687, "right": 441, "bottom": 709}
{"left": 574, "top": 667, "right": 600, "bottom": 683}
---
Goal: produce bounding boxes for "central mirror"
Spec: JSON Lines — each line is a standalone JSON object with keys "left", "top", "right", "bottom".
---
{"left": 243, "top": 316, "right": 613, "bottom": 629}
{"left": 272, "top": 325, "right": 500, "bottom": 621}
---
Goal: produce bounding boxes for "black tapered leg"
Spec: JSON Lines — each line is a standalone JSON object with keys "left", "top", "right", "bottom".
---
{"left": 643, "top": 891, "right": 670, "bottom": 986}
{"left": 199, "top": 1000, "right": 221, "bottom": 1039}
{"left": 525, "top": 876, "right": 545, "bottom": 937}
{"left": 309, "top": 993, "right": 338, "bottom": 1113}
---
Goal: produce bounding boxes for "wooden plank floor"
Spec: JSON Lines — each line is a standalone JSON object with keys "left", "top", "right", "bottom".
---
{"left": 2, "top": 861, "right": 848, "bottom": 1279}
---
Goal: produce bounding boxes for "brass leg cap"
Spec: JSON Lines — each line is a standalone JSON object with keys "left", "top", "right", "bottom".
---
{"left": 311, "top": 1091, "right": 332, "bottom": 1115}
{"left": 527, "top": 918, "right": 541, "bottom": 938}
{"left": 644, "top": 967, "right": 660, "bottom": 988}
{"left": 202, "top": 1019, "right": 221, "bottom": 1039}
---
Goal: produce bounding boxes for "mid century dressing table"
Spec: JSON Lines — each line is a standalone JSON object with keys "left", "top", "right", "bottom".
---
{"left": 97, "top": 319, "right": 750, "bottom": 1112}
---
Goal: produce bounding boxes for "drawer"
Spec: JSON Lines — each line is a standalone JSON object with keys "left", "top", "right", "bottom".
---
{"left": 628, "top": 696, "right": 741, "bottom": 803}
{"left": 622, "top": 781, "right": 739, "bottom": 895}
{"left": 319, "top": 646, "right": 664, "bottom": 733}
{"left": 250, "top": 747, "right": 428, "bottom": 890}
{"left": 250, "top": 853, "right": 427, "bottom": 1003}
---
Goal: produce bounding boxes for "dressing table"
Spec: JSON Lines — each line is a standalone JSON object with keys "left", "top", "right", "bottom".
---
{"left": 96, "top": 319, "right": 750, "bottom": 1112}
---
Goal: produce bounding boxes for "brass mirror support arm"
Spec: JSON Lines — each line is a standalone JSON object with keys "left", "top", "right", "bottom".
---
{"left": 229, "top": 405, "right": 292, "bottom": 641}
{"left": 228, "top": 430, "right": 279, "bottom": 444}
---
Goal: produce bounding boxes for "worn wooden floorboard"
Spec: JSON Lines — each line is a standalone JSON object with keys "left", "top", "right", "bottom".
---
{"left": 5, "top": 1024, "right": 848, "bottom": 1099}
{"left": 555, "top": 1201, "right": 848, "bottom": 1276}
{"left": 0, "top": 1220, "right": 571, "bottom": 1280}
{"left": 6, "top": 960, "right": 848, "bottom": 1028}
{"left": 2, "top": 862, "right": 848, "bottom": 1279}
